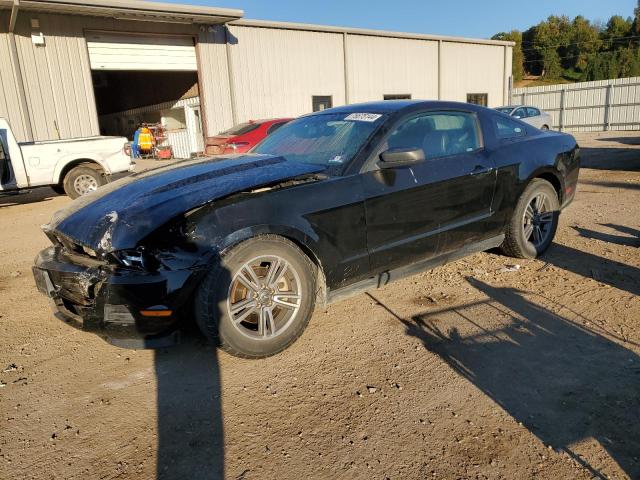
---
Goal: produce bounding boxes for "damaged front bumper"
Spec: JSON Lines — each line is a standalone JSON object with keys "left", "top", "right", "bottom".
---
{"left": 33, "top": 246, "right": 202, "bottom": 349}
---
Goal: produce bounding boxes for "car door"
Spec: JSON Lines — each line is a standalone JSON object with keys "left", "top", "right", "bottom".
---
{"left": 361, "top": 110, "right": 497, "bottom": 274}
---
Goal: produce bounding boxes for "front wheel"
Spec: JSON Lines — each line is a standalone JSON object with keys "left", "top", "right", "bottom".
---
{"left": 195, "top": 235, "right": 316, "bottom": 358}
{"left": 541, "top": 125, "right": 550, "bottom": 131}
{"left": 501, "top": 179, "right": 559, "bottom": 259}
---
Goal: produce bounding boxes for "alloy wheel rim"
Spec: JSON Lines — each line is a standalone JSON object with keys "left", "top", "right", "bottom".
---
{"left": 227, "top": 255, "right": 301, "bottom": 340}
{"left": 73, "top": 174, "right": 98, "bottom": 195}
{"left": 523, "top": 192, "right": 554, "bottom": 248}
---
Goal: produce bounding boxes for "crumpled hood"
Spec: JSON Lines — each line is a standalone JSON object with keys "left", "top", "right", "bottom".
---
{"left": 46, "top": 154, "right": 325, "bottom": 252}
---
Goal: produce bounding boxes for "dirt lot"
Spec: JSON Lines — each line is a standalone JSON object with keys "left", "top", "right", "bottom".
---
{"left": 1, "top": 132, "right": 639, "bottom": 480}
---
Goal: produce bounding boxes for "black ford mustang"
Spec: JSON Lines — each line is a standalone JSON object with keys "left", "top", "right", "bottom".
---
{"left": 33, "top": 101, "right": 579, "bottom": 358}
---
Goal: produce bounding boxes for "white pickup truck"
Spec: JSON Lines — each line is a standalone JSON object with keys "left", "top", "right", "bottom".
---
{"left": 0, "top": 118, "right": 134, "bottom": 199}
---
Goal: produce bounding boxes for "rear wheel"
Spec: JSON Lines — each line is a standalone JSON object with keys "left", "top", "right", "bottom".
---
{"left": 195, "top": 235, "right": 316, "bottom": 358}
{"left": 501, "top": 179, "right": 559, "bottom": 259}
{"left": 63, "top": 165, "right": 106, "bottom": 199}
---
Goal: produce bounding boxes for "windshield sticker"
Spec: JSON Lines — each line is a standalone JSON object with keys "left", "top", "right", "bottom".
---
{"left": 328, "top": 155, "right": 344, "bottom": 163}
{"left": 345, "top": 113, "right": 382, "bottom": 122}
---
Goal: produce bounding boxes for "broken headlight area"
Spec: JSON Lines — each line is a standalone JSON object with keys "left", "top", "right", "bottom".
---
{"left": 109, "top": 248, "right": 160, "bottom": 271}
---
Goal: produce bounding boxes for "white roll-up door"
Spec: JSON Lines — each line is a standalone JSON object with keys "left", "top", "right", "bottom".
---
{"left": 86, "top": 32, "right": 197, "bottom": 71}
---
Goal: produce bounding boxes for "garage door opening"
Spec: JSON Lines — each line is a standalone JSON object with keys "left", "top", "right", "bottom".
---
{"left": 88, "top": 32, "right": 204, "bottom": 159}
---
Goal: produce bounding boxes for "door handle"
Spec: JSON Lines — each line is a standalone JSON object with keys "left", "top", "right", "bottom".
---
{"left": 470, "top": 165, "right": 493, "bottom": 175}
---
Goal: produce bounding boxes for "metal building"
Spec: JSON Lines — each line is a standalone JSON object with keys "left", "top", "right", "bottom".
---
{"left": 0, "top": 0, "right": 513, "bottom": 156}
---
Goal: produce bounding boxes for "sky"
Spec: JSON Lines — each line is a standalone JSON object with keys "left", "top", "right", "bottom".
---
{"left": 166, "top": 0, "right": 638, "bottom": 39}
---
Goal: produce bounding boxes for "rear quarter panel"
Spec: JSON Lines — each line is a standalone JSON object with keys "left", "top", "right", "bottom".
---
{"left": 486, "top": 128, "right": 579, "bottom": 230}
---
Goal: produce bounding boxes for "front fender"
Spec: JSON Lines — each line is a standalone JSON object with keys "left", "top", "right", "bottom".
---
{"left": 217, "top": 223, "right": 324, "bottom": 267}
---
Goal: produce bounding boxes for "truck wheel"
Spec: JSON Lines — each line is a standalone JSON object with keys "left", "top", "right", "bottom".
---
{"left": 501, "top": 178, "right": 559, "bottom": 259}
{"left": 195, "top": 235, "right": 316, "bottom": 359}
{"left": 63, "top": 165, "right": 105, "bottom": 199}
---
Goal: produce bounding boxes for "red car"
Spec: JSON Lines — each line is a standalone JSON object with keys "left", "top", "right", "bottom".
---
{"left": 205, "top": 118, "right": 292, "bottom": 155}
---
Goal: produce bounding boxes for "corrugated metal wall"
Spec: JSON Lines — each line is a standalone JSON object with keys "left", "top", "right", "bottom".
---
{"left": 11, "top": 13, "right": 99, "bottom": 141}
{"left": 440, "top": 42, "right": 506, "bottom": 107}
{"left": 346, "top": 34, "right": 438, "bottom": 103}
{"left": 1, "top": 10, "right": 512, "bottom": 143}
{"left": 196, "top": 25, "right": 234, "bottom": 138}
{"left": 511, "top": 77, "right": 640, "bottom": 132}
{"left": 2, "top": 12, "right": 214, "bottom": 142}
{"left": 0, "top": 12, "right": 30, "bottom": 141}
{"left": 227, "top": 25, "right": 346, "bottom": 122}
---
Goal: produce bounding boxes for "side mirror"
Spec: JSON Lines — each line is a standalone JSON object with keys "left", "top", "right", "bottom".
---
{"left": 378, "top": 147, "right": 425, "bottom": 168}
{"left": 513, "top": 115, "right": 521, "bottom": 119}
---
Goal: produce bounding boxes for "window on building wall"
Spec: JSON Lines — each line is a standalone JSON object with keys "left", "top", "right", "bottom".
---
{"left": 312, "top": 96, "right": 333, "bottom": 112}
{"left": 467, "top": 93, "right": 488, "bottom": 106}
{"left": 383, "top": 94, "right": 412, "bottom": 100}
{"left": 161, "top": 108, "right": 187, "bottom": 131}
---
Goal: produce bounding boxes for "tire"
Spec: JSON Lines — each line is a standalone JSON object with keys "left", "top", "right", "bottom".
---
{"left": 541, "top": 125, "right": 549, "bottom": 131}
{"left": 195, "top": 235, "right": 317, "bottom": 359}
{"left": 63, "top": 165, "right": 106, "bottom": 199}
{"left": 501, "top": 179, "right": 559, "bottom": 259}
{"left": 50, "top": 184, "right": 66, "bottom": 195}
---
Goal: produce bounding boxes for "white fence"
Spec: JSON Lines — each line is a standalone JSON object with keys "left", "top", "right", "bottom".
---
{"left": 511, "top": 77, "right": 640, "bottom": 132}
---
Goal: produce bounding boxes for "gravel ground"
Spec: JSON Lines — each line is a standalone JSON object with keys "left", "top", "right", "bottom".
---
{"left": 0, "top": 132, "right": 639, "bottom": 480}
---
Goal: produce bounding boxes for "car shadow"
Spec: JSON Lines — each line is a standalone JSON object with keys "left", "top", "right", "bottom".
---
{"left": 578, "top": 140, "right": 640, "bottom": 171}
{"left": 596, "top": 136, "right": 640, "bottom": 146}
{"left": 368, "top": 277, "right": 640, "bottom": 479}
{"left": 572, "top": 224, "right": 640, "bottom": 248}
{"left": 579, "top": 179, "right": 640, "bottom": 191}
{"left": 0, "top": 187, "right": 61, "bottom": 207}
{"left": 153, "top": 263, "right": 230, "bottom": 479}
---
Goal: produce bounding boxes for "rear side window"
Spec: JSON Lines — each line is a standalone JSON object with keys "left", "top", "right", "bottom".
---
{"left": 467, "top": 93, "right": 488, "bottom": 106}
{"left": 267, "top": 121, "right": 288, "bottom": 135}
{"left": 494, "top": 116, "right": 526, "bottom": 139}
{"left": 387, "top": 111, "right": 481, "bottom": 159}
{"left": 526, "top": 107, "right": 540, "bottom": 117}
{"left": 221, "top": 122, "right": 261, "bottom": 136}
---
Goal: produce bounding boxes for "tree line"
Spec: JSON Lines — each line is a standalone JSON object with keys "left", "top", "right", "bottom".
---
{"left": 492, "top": 1, "right": 640, "bottom": 83}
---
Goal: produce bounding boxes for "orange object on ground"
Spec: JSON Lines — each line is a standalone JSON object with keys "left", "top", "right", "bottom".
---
{"left": 156, "top": 146, "right": 173, "bottom": 159}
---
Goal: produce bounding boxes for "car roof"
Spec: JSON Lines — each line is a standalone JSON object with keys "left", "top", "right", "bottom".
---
{"left": 314, "top": 100, "right": 489, "bottom": 115}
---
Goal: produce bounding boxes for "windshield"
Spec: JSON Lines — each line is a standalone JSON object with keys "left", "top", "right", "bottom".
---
{"left": 251, "top": 112, "right": 385, "bottom": 171}
{"left": 495, "top": 107, "right": 515, "bottom": 115}
{"left": 220, "top": 122, "right": 261, "bottom": 136}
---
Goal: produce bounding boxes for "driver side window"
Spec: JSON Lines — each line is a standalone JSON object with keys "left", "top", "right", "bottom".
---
{"left": 387, "top": 111, "right": 481, "bottom": 160}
